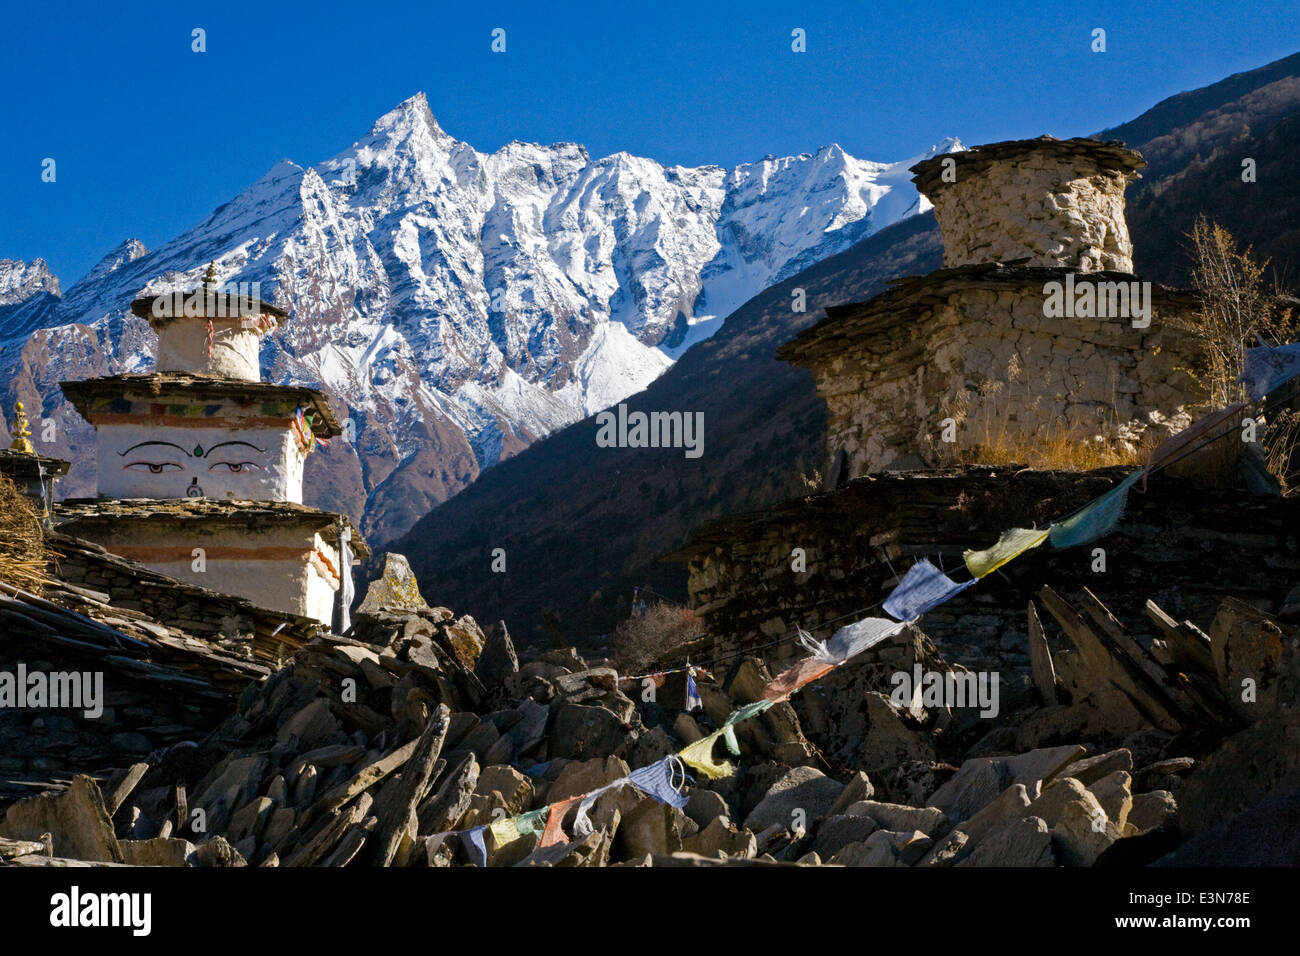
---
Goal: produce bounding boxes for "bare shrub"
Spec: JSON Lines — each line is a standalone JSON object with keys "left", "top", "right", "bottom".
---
{"left": 1178, "top": 216, "right": 1296, "bottom": 406}
{"left": 1169, "top": 217, "right": 1300, "bottom": 488}
{"left": 613, "top": 601, "right": 703, "bottom": 673}
{"left": 1265, "top": 408, "right": 1300, "bottom": 495}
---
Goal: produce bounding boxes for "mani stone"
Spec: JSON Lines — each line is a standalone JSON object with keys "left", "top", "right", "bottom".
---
{"left": 358, "top": 553, "right": 429, "bottom": 613}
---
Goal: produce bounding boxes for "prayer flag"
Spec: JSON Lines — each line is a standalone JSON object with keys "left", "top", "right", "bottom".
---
{"left": 883, "top": 560, "right": 975, "bottom": 621}
{"left": 1240, "top": 342, "right": 1300, "bottom": 400}
{"left": 540, "top": 798, "right": 581, "bottom": 848}
{"left": 514, "top": 807, "right": 549, "bottom": 837}
{"left": 573, "top": 780, "right": 628, "bottom": 839}
{"left": 725, "top": 699, "right": 775, "bottom": 726}
{"left": 963, "top": 527, "right": 1050, "bottom": 578}
{"left": 678, "top": 730, "right": 736, "bottom": 780}
{"left": 488, "top": 817, "right": 521, "bottom": 848}
{"left": 1049, "top": 470, "right": 1144, "bottom": 549}
{"left": 338, "top": 526, "right": 354, "bottom": 633}
{"left": 828, "top": 617, "right": 907, "bottom": 661}
{"left": 763, "top": 658, "right": 837, "bottom": 702}
{"left": 463, "top": 826, "right": 488, "bottom": 867}
{"left": 628, "top": 756, "right": 690, "bottom": 808}
{"left": 685, "top": 667, "right": 702, "bottom": 712}
{"left": 795, "top": 626, "right": 839, "bottom": 665}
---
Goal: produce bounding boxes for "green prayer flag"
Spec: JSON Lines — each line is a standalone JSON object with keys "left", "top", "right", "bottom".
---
{"left": 514, "top": 808, "right": 550, "bottom": 836}
{"left": 1049, "top": 470, "right": 1144, "bottom": 549}
{"left": 725, "top": 699, "right": 774, "bottom": 726}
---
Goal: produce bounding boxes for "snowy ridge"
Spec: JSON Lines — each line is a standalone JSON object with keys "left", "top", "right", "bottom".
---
{"left": 2, "top": 93, "right": 961, "bottom": 539}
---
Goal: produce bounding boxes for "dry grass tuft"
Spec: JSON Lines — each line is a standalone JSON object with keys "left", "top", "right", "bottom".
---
{"left": 0, "top": 473, "right": 52, "bottom": 594}
{"left": 799, "top": 468, "right": 823, "bottom": 491}
{"left": 932, "top": 354, "right": 1155, "bottom": 471}
{"left": 969, "top": 430, "right": 1149, "bottom": 470}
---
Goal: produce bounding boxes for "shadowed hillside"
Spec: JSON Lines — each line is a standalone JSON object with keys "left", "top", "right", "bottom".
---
{"left": 1130, "top": 111, "right": 1300, "bottom": 285}
{"left": 1098, "top": 50, "right": 1300, "bottom": 183}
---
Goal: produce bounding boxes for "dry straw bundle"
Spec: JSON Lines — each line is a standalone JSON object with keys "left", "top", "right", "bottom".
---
{"left": 0, "top": 473, "right": 52, "bottom": 594}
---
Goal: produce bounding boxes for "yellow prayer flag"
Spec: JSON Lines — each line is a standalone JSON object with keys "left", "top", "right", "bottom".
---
{"left": 678, "top": 730, "right": 735, "bottom": 780}
{"left": 963, "top": 527, "right": 1050, "bottom": 578}
{"left": 488, "top": 817, "right": 522, "bottom": 847}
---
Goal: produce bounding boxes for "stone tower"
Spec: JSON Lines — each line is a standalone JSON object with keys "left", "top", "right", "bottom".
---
{"left": 778, "top": 136, "right": 1207, "bottom": 482}
{"left": 913, "top": 136, "right": 1143, "bottom": 272}
{"left": 57, "top": 266, "right": 367, "bottom": 627}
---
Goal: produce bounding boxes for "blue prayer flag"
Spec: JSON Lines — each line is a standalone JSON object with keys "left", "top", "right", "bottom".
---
{"left": 463, "top": 826, "right": 488, "bottom": 867}
{"left": 883, "top": 559, "right": 975, "bottom": 622}
{"left": 1240, "top": 342, "right": 1300, "bottom": 401}
{"left": 1048, "top": 470, "right": 1143, "bottom": 549}
{"left": 628, "top": 757, "right": 690, "bottom": 808}
{"left": 685, "top": 669, "right": 702, "bottom": 712}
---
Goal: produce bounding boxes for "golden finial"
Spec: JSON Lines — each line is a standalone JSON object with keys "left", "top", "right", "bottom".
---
{"left": 9, "top": 401, "right": 34, "bottom": 454}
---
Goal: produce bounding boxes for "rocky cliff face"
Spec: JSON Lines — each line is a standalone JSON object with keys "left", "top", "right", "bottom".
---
{"left": 0, "top": 94, "right": 959, "bottom": 543}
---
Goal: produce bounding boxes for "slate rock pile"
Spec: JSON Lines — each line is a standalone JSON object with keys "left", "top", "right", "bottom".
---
{"left": 2, "top": 584, "right": 1297, "bottom": 867}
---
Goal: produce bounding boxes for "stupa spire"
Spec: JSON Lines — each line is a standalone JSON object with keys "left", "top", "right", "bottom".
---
{"left": 8, "top": 401, "right": 34, "bottom": 454}
{"left": 129, "top": 266, "right": 287, "bottom": 381}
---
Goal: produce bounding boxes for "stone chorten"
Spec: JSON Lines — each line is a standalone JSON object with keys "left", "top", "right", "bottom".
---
{"left": 57, "top": 265, "right": 368, "bottom": 626}
{"left": 778, "top": 136, "right": 1207, "bottom": 481}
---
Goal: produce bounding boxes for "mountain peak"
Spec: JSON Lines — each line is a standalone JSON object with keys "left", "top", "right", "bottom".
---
{"left": 370, "top": 92, "right": 447, "bottom": 140}
{"left": 74, "top": 239, "right": 149, "bottom": 287}
{"left": 264, "top": 158, "right": 305, "bottom": 179}
{"left": 0, "top": 257, "right": 61, "bottom": 305}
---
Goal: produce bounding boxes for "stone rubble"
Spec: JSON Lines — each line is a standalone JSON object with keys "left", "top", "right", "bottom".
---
{"left": 3, "top": 574, "right": 1294, "bottom": 867}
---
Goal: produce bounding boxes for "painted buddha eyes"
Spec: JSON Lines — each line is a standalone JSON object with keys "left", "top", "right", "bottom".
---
{"left": 126, "top": 463, "right": 258, "bottom": 473}
{"left": 119, "top": 440, "right": 267, "bottom": 477}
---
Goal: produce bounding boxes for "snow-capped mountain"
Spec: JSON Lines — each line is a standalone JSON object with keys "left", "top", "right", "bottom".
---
{"left": 1, "top": 93, "right": 961, "bottom": 543}
{"left": 0, "top": 258, "right": 60, "bottom": 305}
{"left": 0, "top": 258, "right": 62, "bottom": 341}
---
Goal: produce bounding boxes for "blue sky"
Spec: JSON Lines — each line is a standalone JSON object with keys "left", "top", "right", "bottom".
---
{"left": 3, "top": 0, "right": 1298, "bottom": 285}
